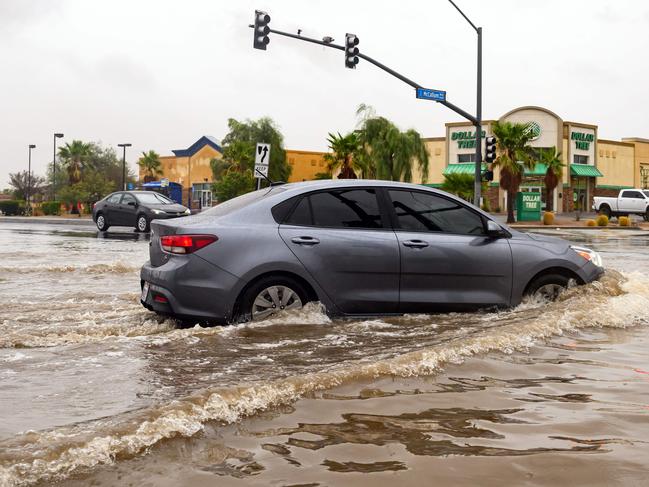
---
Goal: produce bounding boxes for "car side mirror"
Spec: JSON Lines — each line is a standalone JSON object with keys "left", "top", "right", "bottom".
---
{"left": 486, "top": 220, "right": 510, "bottom": 238}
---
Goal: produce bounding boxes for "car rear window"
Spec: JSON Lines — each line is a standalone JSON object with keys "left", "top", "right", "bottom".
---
{"left": 203, "top": 186, "right": 286, "bottom": 217}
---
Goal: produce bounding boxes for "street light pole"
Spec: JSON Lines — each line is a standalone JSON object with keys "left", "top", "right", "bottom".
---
{"left": 117, "top": 143, "right": 132, "bottom": 190}
{"left": 52, "top": 133, "right": 64, "bottom": 201}
{"left": 28, "top": 144, "right": 36, "bottom": 208}
{"left": 447, "top": 0, "right": 482, "bottom": 207}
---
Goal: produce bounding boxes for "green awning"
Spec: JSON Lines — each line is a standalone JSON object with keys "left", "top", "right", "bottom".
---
{"left": 443, "top": 163, "right": 486, "bottom": 175}
{"left": 570, "top": 164, "right": 603, "bottom": 177}
{"left": 524, "top": 162, "right": 548, "bottom": 177}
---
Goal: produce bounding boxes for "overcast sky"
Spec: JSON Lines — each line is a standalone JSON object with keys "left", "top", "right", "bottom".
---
{"left": 2, "top": 0, "right": 648, "bottom": 188}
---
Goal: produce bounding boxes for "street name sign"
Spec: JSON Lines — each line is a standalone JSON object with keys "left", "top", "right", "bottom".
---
{"left": 255, "top": 143, "right": 270, "bottom": 178}
{"left": 416, "top": 87, "right": 446, "bottom": 102}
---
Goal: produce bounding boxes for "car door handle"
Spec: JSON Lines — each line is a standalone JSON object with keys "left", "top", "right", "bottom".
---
{"left": 291, "top": 236, "right": 320, "bottom": 245}
{"left": 403, "top": 239, "right": 429, "bottom": 248}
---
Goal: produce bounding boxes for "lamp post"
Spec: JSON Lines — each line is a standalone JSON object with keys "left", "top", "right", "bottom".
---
{"left": 28, "top": 144, "right": 36, "bottom": 209}
{"left": 52, "top": 133, "right": 64, "bottom": 200}
{"left": 447, "top": 0, "right": 482, "bottom": 207}
{"left": 117, "top": 143, "right": 132, "bottom": 190}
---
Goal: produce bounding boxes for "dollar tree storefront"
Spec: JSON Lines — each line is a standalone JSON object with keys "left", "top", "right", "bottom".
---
{"left": 422, "top": 106, "right": 649, "bottom": 215}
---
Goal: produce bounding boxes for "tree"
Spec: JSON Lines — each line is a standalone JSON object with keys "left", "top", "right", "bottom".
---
{"left": 138, "top": 150, "right": 163, "bottom": 182}
{"left": 220, "top": 117, "right": 291, "bottom": 183}
{"left": 491, "top": 121, "right": 537, "bottom": 223}
{"left": 441, "top": 173, "right": 475, "bottom": 202}
{"left": 8, "top": 171, "right": 46, "bottom": 201}
{"left": 323, "top": 132, "right": 364, "bottom": 179}
{"left": 213, "top": 172, "right": 255, "bottom": 202}
{"left": 540, "top": 147, "right": 564, "bottom": 212}
{"left": 356, "top": 104, "right": 429, "bottom": 182}
{"left": 58, "top": 140, "right": 93, "bottom": 184}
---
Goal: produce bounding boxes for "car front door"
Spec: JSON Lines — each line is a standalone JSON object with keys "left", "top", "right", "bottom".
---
{"left": 117, "top": 193, "right": 138, "bottom": 227}
{"left": 386, "top": 189, "right": 513, "bottom": 312}
{"left": 279, "top": 188, "right": 400, "bottom": 314}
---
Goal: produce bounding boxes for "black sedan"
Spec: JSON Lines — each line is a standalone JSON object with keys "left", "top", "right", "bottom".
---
{"left": 92, "top": 191, "right": 190, "bottom": 232}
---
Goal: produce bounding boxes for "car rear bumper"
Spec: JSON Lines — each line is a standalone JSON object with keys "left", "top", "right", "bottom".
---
{"left": 140, "top": 255, "right": 241, "bottom": 324}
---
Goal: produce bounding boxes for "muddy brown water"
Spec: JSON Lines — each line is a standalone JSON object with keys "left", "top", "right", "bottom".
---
{"left": 1, "top": 223, "right": 648, "bottom": 486}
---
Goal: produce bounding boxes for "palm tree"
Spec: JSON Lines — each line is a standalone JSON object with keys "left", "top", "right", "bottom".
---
{"left": 491, "top": 121, "right": 537, "bottom": 223}
{"left": 540, "top": 147, "right": 564, "bottom": 212}
{"left": 138, "top": 150, "right": 163, "bottom": 182}
{"left": 442, "top": 173, "right": 477, "bottom": 202}
{"left": 356, "top": 105, "right": 429, "bottom": 183}
{"left": 58, "top": 140, "right": 93, "bottom": 184}
{"left": 323, "top": 132, "right": 364, "bottom": 179}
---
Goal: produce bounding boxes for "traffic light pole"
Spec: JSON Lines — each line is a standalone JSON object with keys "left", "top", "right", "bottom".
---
{"left": 475, "top": 27, "right": 482, "bottom": 207}
{"left": 262, "top": 27, "right": 478, "bottom": 126}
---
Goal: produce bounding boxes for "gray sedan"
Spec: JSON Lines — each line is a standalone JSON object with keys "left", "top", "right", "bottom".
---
{"left": 140, "top": 180, "right": 604, "bottom": 323}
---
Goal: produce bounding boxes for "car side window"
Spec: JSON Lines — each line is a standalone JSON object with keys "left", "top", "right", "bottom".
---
{"left": 121, "top": 194, "right": 136, "bottom": 205}
{"left": 284, "top": 189, "right": 383, "bottom": 229}
{"left": 107, "top": 194, "right": 121, "bottom": 204}
{"left": 388, "top": 190, "right": 485, "bottom": 235}
{"left": 622, "top": 191, "right": 642, "bottom": 199}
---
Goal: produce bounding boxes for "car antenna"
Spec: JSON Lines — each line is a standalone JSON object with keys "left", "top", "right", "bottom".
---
{"left": 255, "top": 168, "right": 285, "bottom": 187}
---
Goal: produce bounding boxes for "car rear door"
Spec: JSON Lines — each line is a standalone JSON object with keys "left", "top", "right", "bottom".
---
{"left": 386, "top": 189, "right": 513, "bottom": 312}
{"left": 279, "top": 187, "right": 400, "bottom": 314}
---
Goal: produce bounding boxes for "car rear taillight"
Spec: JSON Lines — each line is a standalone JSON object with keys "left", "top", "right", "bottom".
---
{"left": 160, "top": 234, "right": 218, "bottom": 254}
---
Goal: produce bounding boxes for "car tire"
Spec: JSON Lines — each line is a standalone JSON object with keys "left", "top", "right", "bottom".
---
{"left": 236, "top": 275, "right": 309, "bottom": 322}
{"left": 644, "top": 209, "right": 649, "bottom": 222}
{"left": 136, "top": 214, "right": 150, "bottom": 232}
{"left": 599, "top": 205, "right": 611, "bottom": 218}
{"left": 96, "top": 213, "right": 109, "bottom": 231}
{"left": 526, "top": 273, "right": 571, "bottom": 301}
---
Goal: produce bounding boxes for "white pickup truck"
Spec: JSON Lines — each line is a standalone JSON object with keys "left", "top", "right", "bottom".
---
{"left": 593, "top": 189, "right": 649, "bottom": 221}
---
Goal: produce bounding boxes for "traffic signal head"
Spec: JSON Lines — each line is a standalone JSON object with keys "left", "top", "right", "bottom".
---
{"left": 345, "top": 33, "right": 359, "bottom": 69}
{"left": 482, "top": 169, "right": 494, "bottom": 182}
{"left": 485, "top": 136, "right": 497, "bottom": 163}
{"left": 253, "top": 10, "right": 271, "bottom": 50}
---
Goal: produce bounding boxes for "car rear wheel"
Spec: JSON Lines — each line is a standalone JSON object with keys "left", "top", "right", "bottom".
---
{"left": 237, "top": 276, "right": 308, "bottom": 322}
{"left": 526, "top": 273, "right": 571, "bottom": 301}
{"left": 599, "top": 205, "right": 611, "bottom": 218}
{"left": 136, "top": 214, "right": 150, "bottom": 232}
{"left": 96, "top": 213, "right": 109, "bottom": 231}
{"left": 644, "top": 209, "right": 649, "bottom": 222}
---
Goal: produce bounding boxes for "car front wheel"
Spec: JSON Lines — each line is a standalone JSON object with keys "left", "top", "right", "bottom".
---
{"left": 96, "top": 213, "right": 109, "bottom": 231}
{"left": 237, "top": 276, "right": 308, "bottom": 322}
{"left": 526, "top": 273, "right": 571, "bottom": 301}
{"left": 136, "top": 214, "right": 150, "bottom": 232}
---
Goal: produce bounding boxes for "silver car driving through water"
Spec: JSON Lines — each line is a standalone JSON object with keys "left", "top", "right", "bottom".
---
{"left": 140, "top": 180, "right": 604, "bottom": 324}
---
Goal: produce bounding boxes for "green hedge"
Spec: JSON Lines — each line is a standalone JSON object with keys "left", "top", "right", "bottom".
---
{"left": 41, "top": 201, "right": 62, "bottom": 216}
{"left": 0, "top": 200, "right": 24, "bottom": 216}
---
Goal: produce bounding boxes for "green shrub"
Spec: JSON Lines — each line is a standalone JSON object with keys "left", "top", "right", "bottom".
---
{"left": 596, "top": 214, "right": 609, "bottom": 227}
{"left": 542, "top": 212, "right": 555, "bottom": 225}
{"left": 42, "top": 201, "right": 62, "bottom": 216}
{"left": 586, "top": 219, "right": 596, "bottom": 227}
{"left": 619, "top": 216, "right": 630, "bottom": 227}
{"left": 0, "top": 200, "right": 23, "bottom": 216}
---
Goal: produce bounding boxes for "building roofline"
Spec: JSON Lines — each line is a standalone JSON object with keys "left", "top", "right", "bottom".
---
{"left": 597, "top": 138, "right": 635, "bottom": 147}
{"left": 445, "top": 120, "right": 496, "bottom": 128}
{"left": 422, "top": 136, "right": 445, "bottom": 141}
{"left": 499, "top": 105, "right": 563, "bottom": 122}
{"left": 285, "top": 149, "right": 328, "bottom": 155}
{"left": 172, "top": 135, "right": 223, "bottom": 157}
{"left": 622, "top": 137, "right": 649, "bottom": 143}
{"left": 564, "top": 121, "right": 598, "bottom": 130}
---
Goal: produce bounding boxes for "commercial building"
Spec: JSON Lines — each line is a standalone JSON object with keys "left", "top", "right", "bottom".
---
{"left": 421, "top": 106, "right": 649, "bottom": 213}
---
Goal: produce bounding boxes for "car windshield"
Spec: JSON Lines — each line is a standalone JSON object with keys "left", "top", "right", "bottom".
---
{"left": 644, "top": 191, "right": 649, "bottom": 198}
{"left": 135, "top": 192, "right": 174, "bottom": 205}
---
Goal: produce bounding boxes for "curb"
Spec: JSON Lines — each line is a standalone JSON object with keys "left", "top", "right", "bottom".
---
{"left": 0, "top": 216, "right": 95, "bottom": 226}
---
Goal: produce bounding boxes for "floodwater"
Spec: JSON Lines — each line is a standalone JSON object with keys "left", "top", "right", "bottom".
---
{"left": 1, "top": 223, "right": 649, "bottom": 486}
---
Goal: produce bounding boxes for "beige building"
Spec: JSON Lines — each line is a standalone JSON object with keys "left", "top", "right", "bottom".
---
{"left": 422, "top": 106, "right": 649, "bottom": 213}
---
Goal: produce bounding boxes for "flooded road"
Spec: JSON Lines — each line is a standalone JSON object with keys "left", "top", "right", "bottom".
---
{"left": 1, "top": 223, "right": 648, "bottom": 486}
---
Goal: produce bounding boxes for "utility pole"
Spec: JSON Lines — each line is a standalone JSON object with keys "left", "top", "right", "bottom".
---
{"left": 117, "top": 143, "right": 132, "bottom": 191}
{"left": 250, "top": 8, "right": 484, "bottom": 205}
{"left": 448, "top": 0, "right": 482, "bottom": 207}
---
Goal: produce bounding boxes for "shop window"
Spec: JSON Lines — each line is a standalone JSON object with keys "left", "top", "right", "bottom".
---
{"left": 319, "top": 161, "right": 324, "bottom": 167}
{"left": 289, "top": 158, "right": 295, "bottom": 165}
{"left": 612, "top": 151, "right": 617, "bottom": 158}
{"left": 457, "top": 153, "right": 476, "bottom": 163}
{"left": 605, "top": 150, "right": 610, "bottom": 157}
{"left": 573, "top": 155, "right": 588, "bottom": 165}
{"left": 434, "top": 148, "right": 442, "bottom": 156}
{"left": 599, "top": 149, "right": 604, "bottom": 157}
{"left": 311, "top": 160, "right": 317, "bottom": 166}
